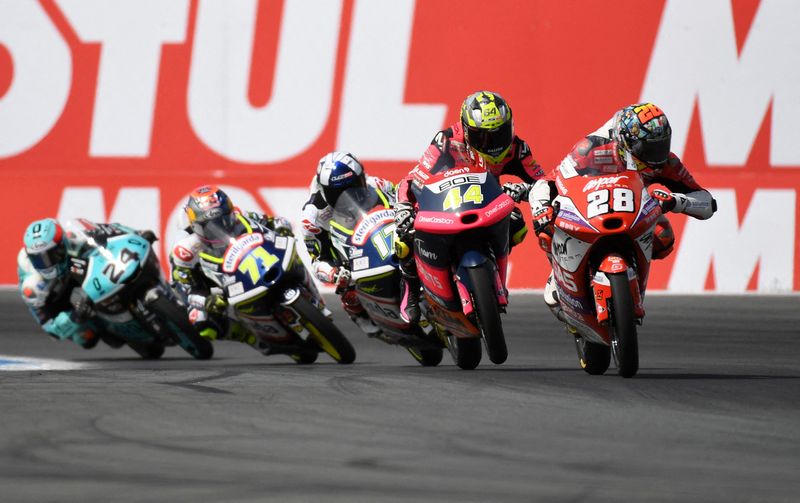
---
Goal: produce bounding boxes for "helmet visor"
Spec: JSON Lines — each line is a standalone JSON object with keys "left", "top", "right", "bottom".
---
{"left": 631, "top": 136, "right": 670, "bottom": 167}
{"left": 28, "top": 245, "right": 66, "bottom": 272}
{"left": 465, "top": 121, "right": 513, "bottom": 159}
{"left": 192, "top": 212, "right": 239, "bottom": 249}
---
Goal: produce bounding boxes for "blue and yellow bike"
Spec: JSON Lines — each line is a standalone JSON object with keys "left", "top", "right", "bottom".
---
{"left": 329, "top": 187, "right": 443, "bottom": 366}
{"left": 195, "top": 216, "right": 356, "bottom": 364}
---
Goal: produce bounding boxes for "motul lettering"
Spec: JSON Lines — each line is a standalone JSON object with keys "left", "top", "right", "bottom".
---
{"left": 0, "top": 0, "right": 444, "bottom": 161}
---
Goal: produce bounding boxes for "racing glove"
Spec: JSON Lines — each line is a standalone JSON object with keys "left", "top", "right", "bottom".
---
{"left": 532, "top": 204, "right": 555, "bottom": 235}
{"left": 204, "top": 293, "right": 229, "bottom": 316}
{"left": 394, "top": 201, "right": 415, "bottom": 241}
{"left": 651, "top": 189, "right": 688, "bottom": 214}
{"left": 312, "top": 261, "right": 351, "bottom": 291}
{"left": 502, "top": 182, "right": 530, "bottom": 203}
{"left": 268, "top": 216, "right": 294, "bottom": 237}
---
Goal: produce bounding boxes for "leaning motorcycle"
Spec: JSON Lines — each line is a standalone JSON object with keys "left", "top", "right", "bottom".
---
{"left": 328, "top": 186, "right": 444, "bottom": 366}
{"left": 196, "top": 217, "right": 356, "bottom": 364}
{"left": 539, "top": 154, "right": 662, "bottom": 377}
{"left": 409, "top": 146, "right": 515, "bottom": 370}
{"left": 67, "top": 219, "right": 213, "bottom": 360}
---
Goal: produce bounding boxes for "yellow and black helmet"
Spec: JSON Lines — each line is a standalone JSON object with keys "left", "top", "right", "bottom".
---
{"left": 460, "top": 91, "right": 514, "bottom": 164}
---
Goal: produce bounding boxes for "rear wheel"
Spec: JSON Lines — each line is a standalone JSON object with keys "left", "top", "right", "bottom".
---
{"left": 468, "top": 265, "right": 507, "bottom": 365}
{"left": 455, "top": 337, "right": 482, "bottom": 370}
{"left": 292, "top": 296, "right": 356, "bottom": 364}
{"left": 609, "top": 272, "right": 639, "bottom": 378}
{"left": 575, "top": 336, "right": 611, "bottom": 375}
{"left": 128, "top": 341, "right": 165, "bottom": 360}
{"left": 149, "top": 295, "right": 214, "bottom": 360}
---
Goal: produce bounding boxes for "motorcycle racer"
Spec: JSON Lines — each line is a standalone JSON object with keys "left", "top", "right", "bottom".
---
{"left": 169, "top": 185, "right": 294, "bottom": 346}
{"left": 529, "top": 102, "right": 717, "bottom": 318}
{"left": 17, "top": 218, "right": 156, "bottom": 348}
{"left": 300, "top": 151, "right": 396, "bottom": 337}
{"left": 394, "top": 90, "right": 545, "bottom": 323}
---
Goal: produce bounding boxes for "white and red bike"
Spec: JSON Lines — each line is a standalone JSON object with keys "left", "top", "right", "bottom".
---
{"left": 538, "top": 146, "right": 662, "bottom": 377}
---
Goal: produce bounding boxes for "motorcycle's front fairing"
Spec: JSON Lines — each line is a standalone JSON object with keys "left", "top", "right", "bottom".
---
{"left": 549, "top": 171, "right": 658, "bottom": 345}
{"left": 219, "top": 230, "right": 300, "bottom": 342}
{"left": 329, "top": 187, "right": 420, "bottom": 336}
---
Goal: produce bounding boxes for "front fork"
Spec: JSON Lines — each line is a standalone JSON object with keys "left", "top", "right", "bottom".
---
{"left": 455, "top": 251, "right": 508, "bottom": 317}
{"left": 591, "top": 254, "right": 645, "bottom": 325}
{"left": 273, "top": 285, "right": 330, "bottom": 340}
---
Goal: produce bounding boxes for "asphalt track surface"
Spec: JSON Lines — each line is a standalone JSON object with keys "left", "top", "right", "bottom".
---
{"left": 1, "top": 290, "right": 799, "bottom": 503}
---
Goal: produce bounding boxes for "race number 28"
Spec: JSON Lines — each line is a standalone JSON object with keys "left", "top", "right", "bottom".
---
{"left": 586, "top": 188, "right": 634, "bottom": 218}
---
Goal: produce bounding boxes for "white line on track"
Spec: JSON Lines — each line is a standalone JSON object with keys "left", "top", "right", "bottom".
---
{"left": 0, "top": 355, "right": 88, "bottom": 371}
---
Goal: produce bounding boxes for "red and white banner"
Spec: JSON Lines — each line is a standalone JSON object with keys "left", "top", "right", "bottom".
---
{"left": 1, "top": 0, "right": 798, "bottom": 291}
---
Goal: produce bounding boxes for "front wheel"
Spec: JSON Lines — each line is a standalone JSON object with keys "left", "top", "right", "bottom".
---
{"left": 609, "top": 272, "right": 639, "bottom": 378}
{"left": 128, "top": 341, "right": 165, "bottom": 360}
{"left": 291, "top": 296, "right": 356, "bottom": 364}
{"left": 468, "top": 265, "right": 507, "bottom": 365}
{"left": 149, "top": 295, "right": 214, "bottom": 360}
{"left": 406, "top": 346, "right": 443, "bottom": 367}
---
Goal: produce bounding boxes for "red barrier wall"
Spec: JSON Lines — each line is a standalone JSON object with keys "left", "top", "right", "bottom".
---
{"left": 1, "top": 0, "right": 798, "bottom": 291}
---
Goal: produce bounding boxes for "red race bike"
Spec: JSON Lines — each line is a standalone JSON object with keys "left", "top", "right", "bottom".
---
{"left": 409, "top": 143, "right": 515, "bottom": 370}
{"left": 539, "top": 147, "right": 662, "bottom": 377}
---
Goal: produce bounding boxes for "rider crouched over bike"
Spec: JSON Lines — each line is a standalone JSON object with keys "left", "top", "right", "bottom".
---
{"left": 18, "top": 218, "right": 156, "bottom": 348}
{"left": 169, "top": 185, "right": 294, "bottom": 346}
{"left": 300, "top": 151, "right": 396, "bottom": 337}
{"left": 529, "top": 102, "right": 717, "bottom": 319}
{"left": 394, "top": 90, "right": 545, "bottom": 323}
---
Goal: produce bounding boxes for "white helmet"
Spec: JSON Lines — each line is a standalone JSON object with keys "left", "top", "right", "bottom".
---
{"left": 316, "top": 151, "right": 366, "bottom": 206}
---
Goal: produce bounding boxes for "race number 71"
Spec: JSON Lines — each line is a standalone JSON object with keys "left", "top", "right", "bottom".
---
{"left": 586, "top": 188, "right": 635, "bottom": 218}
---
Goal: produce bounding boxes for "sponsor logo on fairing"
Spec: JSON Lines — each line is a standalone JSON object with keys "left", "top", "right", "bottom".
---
{"left": 583, "top": 176, "right": 628, "bottom": 192}
{"left": 352, "top": 209, "right": 394, "bottom": 245}
{"left": 418, "top": 246, "right": 438, "bottom": 260}
{"left": 442, "top": 167, "right": 471, "bottom": 177}
{"left": 437, "top": 174, "right": 482, "bottom": 192}
{"left": 558, "top": 210, "right": 584, "bottom": 224}
{"left": 222, "top": 234, "right": 264, "bottom": 273}
{"left": 553, "top": 236, "right": 571, "bottom": 256}
{"left": 558, "top": 221, "right": 581, "bottom": 232}
{"left": 416, "top": 215, "right": 455, "bottom": 225}
{"left": 485, "top": 197, "right": 513, "bottom": 218}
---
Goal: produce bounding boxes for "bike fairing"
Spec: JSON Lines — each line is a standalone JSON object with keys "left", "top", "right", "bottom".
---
{"left": 170, "top": 211, "right": 299, "bottom": 339}
{"left": 17, "top": 219, "right": 144, "bottom": 344}
{"left": 408, "top": 142, "right": 514, "bottom": 312}
{"left": 328, "top": 187, "right": 415, "bottom": 335}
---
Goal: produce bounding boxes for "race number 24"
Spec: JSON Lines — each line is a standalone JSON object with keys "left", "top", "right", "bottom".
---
{"left": 586, "top": 188, "right": 635, "bottom": 218}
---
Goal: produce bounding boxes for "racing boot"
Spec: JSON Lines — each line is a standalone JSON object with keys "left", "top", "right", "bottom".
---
{"left": 341, "top": 289, "right": 381, "bottom": 336}
{"left": 544, "top": 271, "right": 564, "bottom": 322}
{"left": 399, "top": 275, "right": 421, "bottom": 324}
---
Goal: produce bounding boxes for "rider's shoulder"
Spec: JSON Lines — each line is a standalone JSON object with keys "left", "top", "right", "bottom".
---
{"left": 170, "top": 234, "right": 203, "bottom": 267}
{"left": 587, "top": 117, "right": 615, "bottom": 140}
{"left": 573, "top": 135, "right": 612, "bottom": 157}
